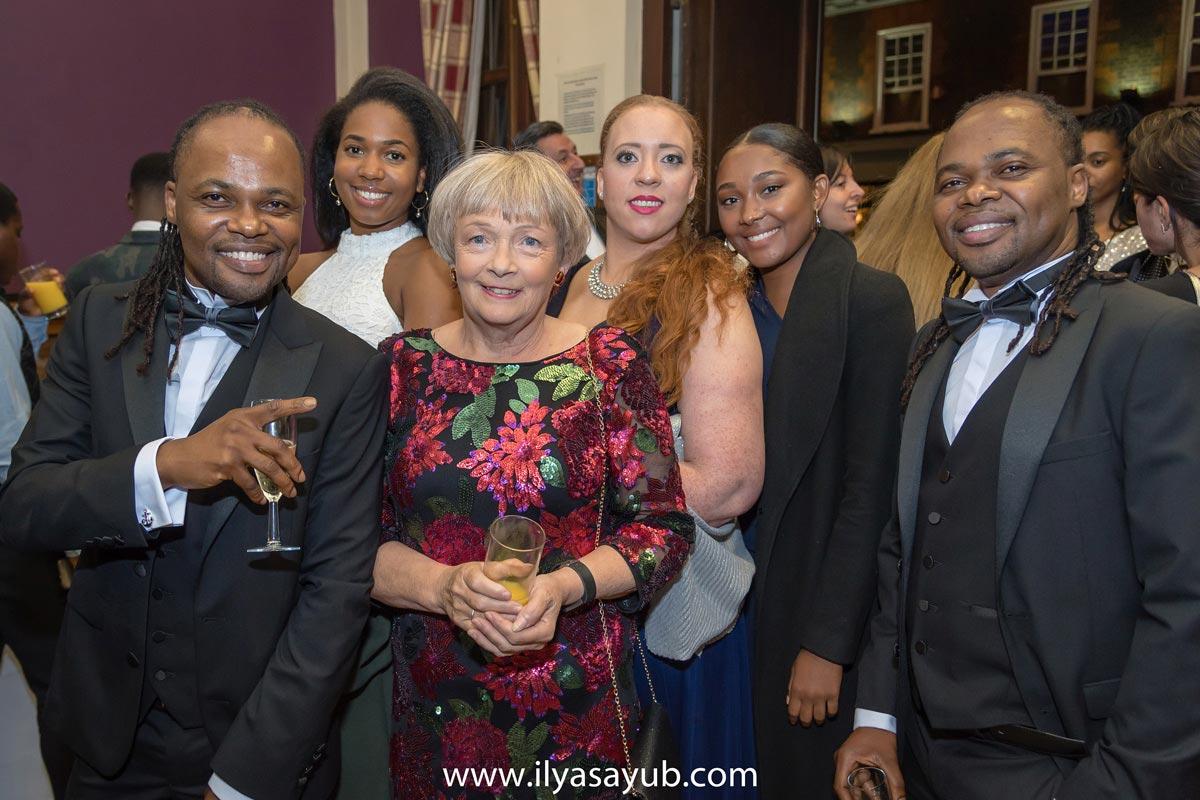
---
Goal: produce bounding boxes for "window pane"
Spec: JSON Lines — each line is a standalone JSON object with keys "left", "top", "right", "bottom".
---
{"left": 912, "top": 35, "right": 924, "bottom": 54}
{"left": 1073, "top": 54, "right": 1086, "bottom": 67}
{"left": 1037, "top": 70, "right": 1087, "bottom": 107}
{"left": 1187, "top": 69, "right": 1200, "bottom": 97}
{"left": 1192, "top": 41, "right": 1200, "bottom": 67}
{"left": 912, "top": 55, "right": 923, "bottom": 75}
{"left": 1192, "top": 14, "right": 1200, "bottom": 39}
{"left": 1076, "top": 7, "right": 1089, "bottom": 28}
{"left": 1043, "top": 12, "right": 1056, "bottom": 34}
{"left": 900, "top": 37, "right": 910, "bottom": 55}
{"left": 883, "top": 89, "right": 923, "bottom": 124}
{"left": 1041, "top": 35, "right": 1054, "bottom": 58}
{"left": 1057, "top": 33, "right": 1071, "bottom": 57}
{"left": 885, "top": 62, "right": 895, "bottom": 79}
{"left": 1041, "top": 57, "right": 1054, "bottom": 70}
{"left": 1058, "top": 10, "right": 1072, "bottom": 31}
{"left": 885, "top": 38, "right": 896, "bottom": 56}
{"left": 1074, "top": 32, "right": 1087, "bottom": 54}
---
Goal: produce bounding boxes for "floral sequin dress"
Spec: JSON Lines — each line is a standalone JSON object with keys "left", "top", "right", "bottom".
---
{"left": 382, "top": 326, "right": 694, "bottom": 799}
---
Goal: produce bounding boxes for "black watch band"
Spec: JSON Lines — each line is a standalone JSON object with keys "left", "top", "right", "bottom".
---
{"left": 561, "top": 559, "right": 596, "bottom": 612}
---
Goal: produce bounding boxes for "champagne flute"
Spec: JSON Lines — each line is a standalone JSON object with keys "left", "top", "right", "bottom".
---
{"left": 246, "top": 399, "right": 301, "bottom": 554}
{"left": 847, "top": 766, "right": 891, "bottom": 800}
{"left": 485, "top": 516, "right": 545, "bottom": 605}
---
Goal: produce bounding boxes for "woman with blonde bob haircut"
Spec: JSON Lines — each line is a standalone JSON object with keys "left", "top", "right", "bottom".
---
{"left": 370, "top": 148, "right": 694, "bottom": 797}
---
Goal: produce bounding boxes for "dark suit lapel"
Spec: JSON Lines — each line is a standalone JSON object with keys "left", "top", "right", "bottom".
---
{"left": 122, "top": 314, "right": 169, "bottom": 443}
{"left": 899, "top": 334, "right": 957, "bottom": 563}
{"left": 995, "top": 281, "right": 1103, "bottom": 577}
{"left": 200, "top": 292, "right": 323, "bottom": 558}
{"left": 757, "top": 229, "right": 853, "bottom": 574}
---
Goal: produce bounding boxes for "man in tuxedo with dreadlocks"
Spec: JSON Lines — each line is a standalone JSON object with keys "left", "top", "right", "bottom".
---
{"left": 833, "top": 90, "right": 1200, "bottom": 800}
{"left": 0, "top": 100, "right": 387, "bottom": 799}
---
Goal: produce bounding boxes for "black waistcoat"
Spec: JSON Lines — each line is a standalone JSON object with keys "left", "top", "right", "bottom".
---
{"left": 906, "top": 349, "right": 1032, "bottom": 730}
{"left": 139, "top": 320, "right": 267, "bottom": 728}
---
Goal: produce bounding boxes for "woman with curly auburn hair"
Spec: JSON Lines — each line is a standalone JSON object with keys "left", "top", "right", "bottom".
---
{"left": 549, "top": 94, "right": 765, "bottom": 798}
{"left": 368, "top": 149, "right": 693, "bottom": 798}
{"left": 290, "top": 67, "right": 464, "bottom": 345}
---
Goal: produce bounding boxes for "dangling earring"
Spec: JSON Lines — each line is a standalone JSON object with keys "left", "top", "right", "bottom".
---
{"left": 553, "top": 271, "right": 565, "bottom": 288}
{"left": 328, "top": 178, "right": 341, "bottom": 207}
{"left": 449, "top": 267, "right": 458, "bottom": 288}
{"left": 815, "top": 211, "right": 822, "bottom": 228}
{"left": 411, "top": 189, "right": 430, "bottom": 222}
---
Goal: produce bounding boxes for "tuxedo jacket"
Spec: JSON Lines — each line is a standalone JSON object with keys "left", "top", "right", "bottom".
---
{"left": 751, "top": 229, "right": 914, "bottom": 792}
{"left": 0, "top": 282, "right": 388, "bottom": 800}
{"left": 857, "top": 277, "right": 1200, "bottom": 798}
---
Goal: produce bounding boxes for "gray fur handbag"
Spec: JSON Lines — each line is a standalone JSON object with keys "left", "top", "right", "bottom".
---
{"left": 643, "top": 414, "right": 755, "bottom": 661}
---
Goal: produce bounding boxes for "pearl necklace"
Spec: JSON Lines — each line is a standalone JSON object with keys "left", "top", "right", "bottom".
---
{"left": 587, "top": 258, "right": 627, "bottom": 300}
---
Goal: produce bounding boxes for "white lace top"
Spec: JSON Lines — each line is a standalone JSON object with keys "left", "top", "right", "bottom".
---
{"left": 292, "top": 222, "right": 421, "bottom": 347}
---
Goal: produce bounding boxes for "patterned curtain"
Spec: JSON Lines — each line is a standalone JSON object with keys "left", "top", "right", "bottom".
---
{"left": 420, "top": 0, "right": 475, "bottom": 125}
{"left": 515, "top": 0, "right": 540, "bottom": 115}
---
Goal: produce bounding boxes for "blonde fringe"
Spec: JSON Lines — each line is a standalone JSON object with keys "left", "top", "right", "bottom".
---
{"left": 608, "top": 235, "right": 749, "bottom": 406}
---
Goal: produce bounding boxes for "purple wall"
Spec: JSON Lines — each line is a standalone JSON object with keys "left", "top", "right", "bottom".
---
{"left": 0, "top": 1, "right": 337, "bottom": 270}
{"left": 370, "top": 0, "right": 425, "bottom": 79}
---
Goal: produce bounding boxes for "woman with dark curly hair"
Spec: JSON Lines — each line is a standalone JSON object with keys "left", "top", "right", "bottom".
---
{"left": 1082, "top": 102, "right": 1164, "bottom": 277}
{"left": 290, "top": 67, "right": 464, "bottom": 344}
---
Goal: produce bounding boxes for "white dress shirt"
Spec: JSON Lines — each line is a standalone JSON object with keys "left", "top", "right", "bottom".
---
{"left": 854, "top": 254, "right": 1069, "bottom": 735}
{"left": 130, "top": 280, "right": 260, "bottom": 800}
{"left": 131, "top": 219, "right": 163, "bottom": 233}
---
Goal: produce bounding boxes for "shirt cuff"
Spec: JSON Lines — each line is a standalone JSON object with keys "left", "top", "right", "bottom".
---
{"left": 209, "top": 773, "right": 254, "bottom": 800}
{"left": 853, "top": 708, "right": 898, "bottom": 734}
{"left": 134, "top": 438, "right": 185, "bottom": 530}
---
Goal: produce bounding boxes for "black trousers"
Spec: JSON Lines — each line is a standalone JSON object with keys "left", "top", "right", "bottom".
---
{"left": 0, "top": 545, "right": 73, "bottom": 799}
{"left": 67, "top": 706, "right": 214, "bottom": 800}
{"left": 901, "top": 709, "right": 1066, "bottom": 800}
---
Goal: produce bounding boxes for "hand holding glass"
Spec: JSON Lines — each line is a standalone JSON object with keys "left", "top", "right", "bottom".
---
{"left": 247, "top": 399, "right": 301, "bottom": 554}
{"left": 19, "top": 263, "right": 68, "bottom": 319}
{"left": 485, "top": 516, "right": 545, "bottom": 605}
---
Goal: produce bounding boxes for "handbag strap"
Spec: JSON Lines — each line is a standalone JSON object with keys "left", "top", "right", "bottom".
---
{"left": 582, "top": 335, "right": 656, "bottom": 768}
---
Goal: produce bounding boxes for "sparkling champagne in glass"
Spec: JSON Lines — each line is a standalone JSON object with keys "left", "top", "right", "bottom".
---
{"left": 247, "top": 399, "right": 301, "bottom": 554}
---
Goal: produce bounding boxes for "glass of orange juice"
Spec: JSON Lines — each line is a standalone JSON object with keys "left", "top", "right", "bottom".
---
{"left": 485, "top": 515, "right": 545, "bottom": 605}
{"left": 19, "top": 264, "right": 68, "bottom": 319}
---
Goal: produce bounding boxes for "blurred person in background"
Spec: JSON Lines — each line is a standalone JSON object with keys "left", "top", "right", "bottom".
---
{"left": 0, "top": 180, "right": 72, "bottom": 800}
{"left": 513, "top": 119, "right": 605, "bottom": 261}
{"left": 1128, "top": 106, "right": 1200, "bottom": 305}
{"left": 818, "top": 146, "right": 865, "bottom": 237}
{"left": 856, "top": 134, "right": 955, "bottom": 325}
{"left": 66, "top": 152, "right": 170, "bottom": 299}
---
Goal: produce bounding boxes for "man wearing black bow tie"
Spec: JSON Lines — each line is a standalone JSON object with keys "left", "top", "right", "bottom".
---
{"left": 0, "top": 100, "right": 387, "bottom": 800}
{"left": 834, "top": 91, "right": 1200, "bottom": 800}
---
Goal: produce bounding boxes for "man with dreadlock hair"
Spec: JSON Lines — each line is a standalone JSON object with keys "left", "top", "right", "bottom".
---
{"left": 0, "top": 100, "right": 387, "bottom": 800}
{"left": 834, "top": 90, "right": 1200, "bottom": 800}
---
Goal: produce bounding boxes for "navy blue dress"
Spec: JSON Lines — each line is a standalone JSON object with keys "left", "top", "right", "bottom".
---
{"left": 631, "top": 272, "right": 779, "bottom": 799}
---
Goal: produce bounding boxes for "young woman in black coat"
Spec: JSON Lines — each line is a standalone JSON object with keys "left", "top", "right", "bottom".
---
{"left": 715, "top": 124, "right": 915, "bottom": 799}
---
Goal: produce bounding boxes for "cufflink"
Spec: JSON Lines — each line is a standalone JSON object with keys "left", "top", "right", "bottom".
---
{"left": 140, "top": 508, "right": 155, "bottom": 529}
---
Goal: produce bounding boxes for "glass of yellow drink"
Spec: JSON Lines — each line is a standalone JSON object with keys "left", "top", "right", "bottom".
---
{"left": 19, "top": 264, "right": 68, "bottom": 319}
{"left": 485, "top": 516, "right": 545, "bottom": 605}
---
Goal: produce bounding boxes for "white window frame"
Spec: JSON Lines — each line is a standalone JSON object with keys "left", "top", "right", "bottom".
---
{"left": 1177, "top": 0, "right": 1200, "bottom": 104}
{"left": 1027, "top": 0, "right": 1097, "bottom": 114}
{"left": 871, "top": 22, "right": 932, "bottom": 134}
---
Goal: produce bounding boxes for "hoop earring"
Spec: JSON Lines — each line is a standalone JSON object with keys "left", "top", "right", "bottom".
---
{"left": 328, "top": 178, "right": 341, "bottom": 207}
{"left": 449, "top": 267, "right": 458, "bottom": 288}
{"left": 411, "top": 189, "right": 430, "bottom": 222}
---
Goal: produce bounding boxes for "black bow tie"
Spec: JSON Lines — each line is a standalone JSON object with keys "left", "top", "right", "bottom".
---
{"left": 941, "top": 263, "right": 1065, "bottom": 344}
{"left": 162, "top": 289, "right": 260, "bottom": 347}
